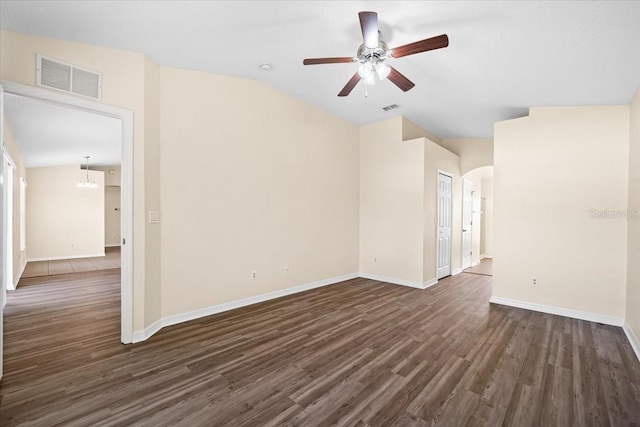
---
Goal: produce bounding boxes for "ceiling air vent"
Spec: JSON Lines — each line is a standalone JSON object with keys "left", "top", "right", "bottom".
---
{"left": 382, "top": 104, "right": 400, "bottom": 111}
{"left": 36, "top": 54, "right": 102, "bottom": 101}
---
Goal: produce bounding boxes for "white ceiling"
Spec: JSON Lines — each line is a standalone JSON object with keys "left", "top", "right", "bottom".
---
{"left": 2, "top": 1, "right": 640, "bottom": 138}
{"left": 3, "top": 94, "right": 121, "bottom": 168}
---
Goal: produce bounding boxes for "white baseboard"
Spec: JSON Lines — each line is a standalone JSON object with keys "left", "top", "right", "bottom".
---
{"left": 105, "top": 244, "right": 121, "bottom": 248}
{"left": 489, "top": 296, "right": 624, "bottom": 327}
{"left": 481, "top": 255, "right": 493, "bottom": 259}
{"left": 423, "top": 277, "right": 439, "bottom": 289}
{"left": 623, "top": 321, "right": 640, "bottom": 362}
{"left": 11, "top": 260, "right": 27, "bottom": 290}
{"left": 359, "top": 273, "right": 421, "bottom": 289}
{"left": 27, "top": 253, "right": 106, "bottom": 262}
{"left": 133, "top": 318, "right": 163, "bottom": 343}
{"left": 452, "top": 268, "right": 463, "bottom": 276}
{"left": 132, "top": 272, "right": 359, "bottom": 343}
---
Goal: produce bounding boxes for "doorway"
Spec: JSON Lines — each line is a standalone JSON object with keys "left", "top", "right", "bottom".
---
{"left": 437, "top": 172, "right": 453, "bottom": 279}
{"left": 462, "top": 179, "right": 473, "bottom": 270}
{"left": 0, "top": 80, "right": 134, "bottom": 346}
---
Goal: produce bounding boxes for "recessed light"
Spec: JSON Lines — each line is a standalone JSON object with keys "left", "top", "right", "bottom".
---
{"left": 259, "top": 63, "right": 273, "bottom": 71}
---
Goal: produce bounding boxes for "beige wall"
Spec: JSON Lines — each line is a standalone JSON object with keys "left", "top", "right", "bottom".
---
{"left": 423, "top": 140, "right": 462, "bottom": 280}
{"left": 92, "top": 165, "right": 121, "bottom": 187}
{"left": 481, "top": 170, "right": 494, "bottom": 258}
{"left": 159, "top": 67, "right": 360, "bottom": 317}
{"left": 494, "top": 106, "right": 629, "bottom": 319}
{"left": 463, "top": 168, "right": 483, "bottom": 266}
{"left": 26, "top": 166, "right": 104, "bottom": 260}
{"left": 440, "top": 138, "right": 493, "bottom": 175}
{"left": 2, "top": 124, "right": 27, "bottom": 285}
{"left": 402, "top": 117, "right": 442, "bottom": 144}
{"left": 627, "top": 88, "right": 640, "bottom": 338}
{"left": 360, "top": 118, "right": 425, "bottom": 285}
{"left": 104, "top": 186, "right": 121, "bottom": 247}
{"left": 359, "top": 116, "right": 462, "bottom": 286}
{"left": 92, "top": 166, "right": 122, "bottom": 247}
{"left": 143, "top": 56, "right": 162, "bottom": 326}
{"left": 1, "top": 29, "right": 156, "bottom": 331}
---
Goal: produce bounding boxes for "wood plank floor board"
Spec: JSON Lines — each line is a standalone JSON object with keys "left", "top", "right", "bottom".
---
{"left": 2, "top": 269, "right": 640, "bottom": 426}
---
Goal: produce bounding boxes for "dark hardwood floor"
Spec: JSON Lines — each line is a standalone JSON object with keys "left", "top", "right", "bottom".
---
{"left": 1, "top": 269, "right": 639, "bottom": 426}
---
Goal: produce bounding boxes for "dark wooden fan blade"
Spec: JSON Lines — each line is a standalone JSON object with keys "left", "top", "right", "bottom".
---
{"left": 303, "top": 57, "right": 355, "bottom": 65}
{"left": 338, "top": 72, "right": 361, "bottom": 97}
{"left": 387, "top": 66, "right": 415, "bottom": 92}
{"left": 358, "top": 11, "right": 379, "bottom": 48}
{"left": 390, "top": 34, "right": 449, "bottom": 58}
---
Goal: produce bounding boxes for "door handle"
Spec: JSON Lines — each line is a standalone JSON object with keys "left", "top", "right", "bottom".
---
{"left": 463, "top": 229, "right": 468, "bottom": 232}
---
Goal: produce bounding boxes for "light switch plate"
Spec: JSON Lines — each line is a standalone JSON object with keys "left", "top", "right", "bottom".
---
{"left": 148, "top": 211, "right": 160, "bottom": 224}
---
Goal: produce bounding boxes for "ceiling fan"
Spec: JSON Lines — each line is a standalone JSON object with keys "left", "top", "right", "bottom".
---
{"left": 303, "top": 11, "right": 449, "bottom": 97}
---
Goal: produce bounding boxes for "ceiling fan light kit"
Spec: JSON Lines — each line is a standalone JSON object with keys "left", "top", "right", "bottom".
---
{"left": 303, "top": 11, "right": 449, "bottom": 97}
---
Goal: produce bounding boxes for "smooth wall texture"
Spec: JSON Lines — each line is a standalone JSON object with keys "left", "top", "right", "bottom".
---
{"left": 627, "top": 88, "right": 640, "bottom": 338}
{"left": 159, "top": 67, "right": 359, "bottom": 317}
{"left": 360, "top": 119, "right": 425, "bottom": 285}
{"left": 463, "top": 168, "right": 483, "bottom": 266}
{"left": 0, "top": 29, "right": 154, "bottom": 331}
{"left": 481, "top": 169, "right": 494, "bottom": 258}
{"left": 104, "top": 186, "right": 121, "bottom": 247}
{"left": 2, "top": 124, "right": 27, "bottom": 285}
{"left": 26, "top": 166, "right": 104, "bottom": 260}
{"left": 494, "top": 106, "right": 630, "bottom": 319}
{"left": 423, "top": 140, "right": 462, "bottom": 280}
{"left": 440, "top": 138, "right": 494, "bottom": 175}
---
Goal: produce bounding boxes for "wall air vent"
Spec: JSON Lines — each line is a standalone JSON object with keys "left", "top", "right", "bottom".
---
{"left": 36, "top": 54, "right": 102, "bottom": 101}
{"left": 382, "top": 104, "right": 400, "bottom": 111}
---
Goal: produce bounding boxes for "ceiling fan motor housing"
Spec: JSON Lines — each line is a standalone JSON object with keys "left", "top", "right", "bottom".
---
{"left": 357, "top": 40, "right": 389, "bottom": 64}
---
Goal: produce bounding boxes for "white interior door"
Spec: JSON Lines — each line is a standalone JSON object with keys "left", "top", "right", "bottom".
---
{"left": 0, "top": 83, "right": 5, "bottom": 380}
{"left": 462, "top": 179, "right": 473, "bottom": 269}
{"left": 437, "top": 172, "right": 452, "bottom": 279}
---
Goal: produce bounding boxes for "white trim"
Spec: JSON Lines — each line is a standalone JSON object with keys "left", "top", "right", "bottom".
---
{"left": 481, "top": 255, "right": 493, "bottom": 259}
{"left": 11, "top": 259, "right": 26, "bottom": 290}
{"left": 452, "top": 268, "right": 463, "bottom": 276}
{"left": 423, "top": 277, "right": 439, "bottom": 288}
{"left": 27, "top": 253, "right": 106, "bottom": 262}
{"left": 1, "top": 80, "right": 134, "bottom": 344}
{"left": 105, "top": 244, "right": 122, "bottom": 248}
{"left": 133, "top": 318, "right": 164, "bottom": 343}
{"left": 436, "top": 169, "right": 454, "bottom": 280}
{"left": 489, "top": 296, "right": 624, "bottom": 326}
{"left": 2, "top": 148, "right": 17, "bottom": 170}
{"left": 623, "top": 321, "right": 640, "bottom": 362}
{"left": 132, "top": 273, "right": 359, "bottom": 343}
{"left": 359, "top": 273, "right": 424, "bottom": 289}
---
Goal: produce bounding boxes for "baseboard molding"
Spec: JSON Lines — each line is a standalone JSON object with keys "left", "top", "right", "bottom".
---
{"left": 27, "top": 253, "right": 106, "bottom": 262}
{"left": 423, "top": 278, "right": 439, "bottom": 289}
{"left": 359, "top": 273, "right": 423, "bottom": 289}
{"left": 623, "top": 321, "right": 640, "bottom": 362}
{"left": 489, "top": 296, "right": 624, "bottom": 327}
{"left": 481, "top": 255, "right": 493, "bottom": 260}
{"left": 452, "top": 268, "right": 463, "bottom": 276}
{"left": 11, "top": 260, "right": 27, "bottom": 290}
{"left": 132, "top": 272, "right": 359, "bottom": 343}
{"left": 105, "top": 244, "right": 121, "bottom": 248}
{"left": 133, "top": 318, "right": 163, "bottom": 343}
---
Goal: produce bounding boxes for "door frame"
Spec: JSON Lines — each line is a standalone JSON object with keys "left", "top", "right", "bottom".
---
{"left": 436, "top": 170, "right": 454, "bottom": 280}
{"left": 1, "top": 80, "right": 134, "bottom": 344}
{"left": 2, "top": 149, "right": 16, "bottom": 291}
{"left": 461, "top": 178, "right": 473, "bottom": 270}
